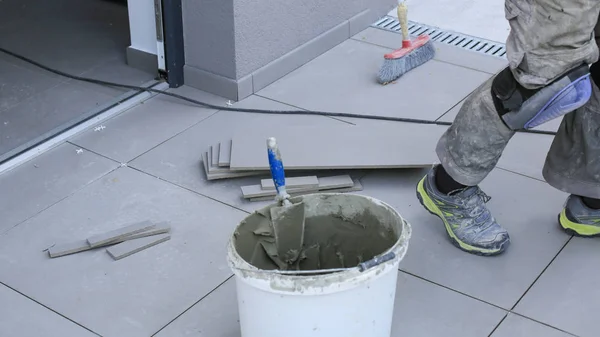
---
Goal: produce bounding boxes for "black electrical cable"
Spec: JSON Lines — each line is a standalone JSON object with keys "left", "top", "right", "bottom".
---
{"left": 0, "top": 46, "right": 557, "bottom": 136}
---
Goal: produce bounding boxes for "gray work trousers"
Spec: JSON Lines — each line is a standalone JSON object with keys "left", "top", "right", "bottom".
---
{"left": 436, "top": 0, "right": 600, "bottom": 199}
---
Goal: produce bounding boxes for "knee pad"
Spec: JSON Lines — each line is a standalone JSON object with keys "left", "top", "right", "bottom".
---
{"left": 491, "top": 63, "right": 592, "bottom": 130}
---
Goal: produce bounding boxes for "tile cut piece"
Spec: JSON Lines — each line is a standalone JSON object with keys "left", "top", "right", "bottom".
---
{"left": 261, "top": 175, "right": 319, "bottom": 190}
{"left": 249, "top": 178, "right": 363, "bottom": 202}
{"left": 87, "top": 220, "right": 155, "bottom": 248}
{"left": 242, "top": 184, "right": 318, "bottom": 198}
{"left": 106, "top": 233, "right": 171, "bottom": 260}
{"left": 202, "top": 152, "right": 266, "bottom": 180}
{"left": 218, "top": 139, "right": 232, "bottom": 167}
{"left": 48, "top": 222, "right": 171, "bottom": 258}
{"left": 210, "top": 144, "right": 220, "bottom": 168}
{"left": 243, "top": 175, "right": 354, "bottom": 199}
{"left": 229, "top": 124, "right": 445, "bottom": 170}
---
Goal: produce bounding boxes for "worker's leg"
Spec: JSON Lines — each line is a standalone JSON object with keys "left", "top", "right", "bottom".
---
{"left": 417, "top": 0, "right": 600, "bottom": 255}
{"left": 544, "top": 62, "right": 600, "bottom": 236}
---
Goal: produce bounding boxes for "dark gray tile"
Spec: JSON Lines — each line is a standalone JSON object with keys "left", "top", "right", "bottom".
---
{"left": 129, "top": 95, "right": 360, "bottom": 212}
{"left": 0, "top": 142, "right": 118, "bottom": 234}
{"left": 256, "top": 39, "right": 490, "bottom": 121}
{"left": 352, "top": 27, "right": 508, "bottom": 74}
{"left": 0, "top": 284, "right": 98, "bottom": 337}
{"left": 0, "top": 58, "right": 61, "bottom": 112}
{"left": 156, "top": 272, "right": 505, "bottom": 337}
{"left": 0, "top": 167, "right": 246, "bottom": 337}
{"left": 77, "top": 55, "right": 158, "bottom": 97}
{"left": 514, "top": 237, "right": 600, "bottom": 337}
{"left": 70, "top": 85, "right": 223, "bottom": 163}
{"left": 0, "top": 0, "right": 130, "bottom": 76}
{"left": 491, "top": 314, "right": 572, "bottom": 337}
{"left": 355, "top": 168, "right": 570, "bottom": 309}
{"left": 0, "top": 80, "right": 116, "bottom": 155}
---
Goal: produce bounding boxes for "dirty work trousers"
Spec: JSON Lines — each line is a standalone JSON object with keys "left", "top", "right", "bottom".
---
{"left": 436, "top": 0, "right": 600, "bottom": 199}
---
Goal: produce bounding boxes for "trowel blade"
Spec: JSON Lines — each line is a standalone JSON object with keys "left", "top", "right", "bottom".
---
{"left": 270, "top": 201, "right": 306, "bottom": 265}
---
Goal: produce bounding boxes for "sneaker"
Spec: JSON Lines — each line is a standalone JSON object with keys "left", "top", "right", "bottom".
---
{"left": 416, "top": 166, "right": 510, "bottom": 256}
{"left": 559, "top": 195, "right": 600, "bottom": 237}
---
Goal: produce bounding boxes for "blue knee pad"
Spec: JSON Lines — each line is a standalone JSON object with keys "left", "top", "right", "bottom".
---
{"left": 492, "top": 64, "right": 592, "bottom": 130}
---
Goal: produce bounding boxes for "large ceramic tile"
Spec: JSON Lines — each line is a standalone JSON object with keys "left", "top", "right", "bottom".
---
{"left": 0, "top": 58, "right": 61, "bottom": 112}
{"left": 256, "top": 39, "right": 490, "bottom": 121}
{"left": 0, "top": 80, "right": 116, "bottom": 156}
{"left": 0, "top": 142, "right": 118, "bottom": 234}
{"left": 352, "top": 27, "right": 508, "bottom": 74}
{"left": 491, "top": 314, "right": 572, "bottom": 337}
{"left": 496, "top": 132, "right": 554, "bottom": 182}
{"left": 156, "top": 272, "right": 505, "bottom": 337}
{"left": 514, "top": 237, "right": 600, "bottom": 337}
{"left": 0, "top": 167, "right": 246, "bottom": 337}
{"left": 130, "top": 95, "right": 362, "bottom": 212}
{"left": 70, "top": 86, "right": 224, "bottom": 163}
{"left": 0, "top": 284, "right": 97, "bottom": 337}
{"left": 356, "top": 168, "right": 569, "bottom": 309}
{"left": 154, "top": 277, "right": 239, "bottom": 337}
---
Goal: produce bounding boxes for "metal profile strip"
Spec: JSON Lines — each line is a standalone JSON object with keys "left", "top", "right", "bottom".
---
{"left": 371, "top": 16, "right": 507, "bottom": 59}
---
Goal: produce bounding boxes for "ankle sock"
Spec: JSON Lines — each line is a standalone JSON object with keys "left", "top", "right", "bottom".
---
{"left": 582, "top": 196, "right": 600, "bottom": 210}
{"left": 435, "top": 165, "right": 467, "bottom": 194}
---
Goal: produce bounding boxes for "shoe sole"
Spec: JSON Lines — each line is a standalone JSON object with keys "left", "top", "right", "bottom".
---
{"left": 558, "top": 210, "right": 600, "bottom": 237}
{"left": 416, "top": 176, "right": 508, "bottom": 256}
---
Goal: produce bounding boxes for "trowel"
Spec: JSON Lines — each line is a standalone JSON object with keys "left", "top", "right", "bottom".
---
{"left": 266, "top": 137, "right": 306, "bottom": 266}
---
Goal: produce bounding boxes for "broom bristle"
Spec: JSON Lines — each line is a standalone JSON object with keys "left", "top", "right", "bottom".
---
{"left": 377, "top": 41, "right": 435, "bottom": 84}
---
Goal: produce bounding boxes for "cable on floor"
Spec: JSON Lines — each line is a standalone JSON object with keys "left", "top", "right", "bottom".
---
{"left": 0, "top": 46, "right": 557, "bottom": 136}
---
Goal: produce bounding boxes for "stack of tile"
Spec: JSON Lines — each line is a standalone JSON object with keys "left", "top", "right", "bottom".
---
{"left": 240, "top": 174, "right": 363, "bottom": 202}
{"left": 202, "top": 141, "right": 269, "bottom": 180}
{"left": 47, "top": 220, "right": 171, "bottom": 261}
{"left": 201, "top": 124, "right": 444, "bottom": 181}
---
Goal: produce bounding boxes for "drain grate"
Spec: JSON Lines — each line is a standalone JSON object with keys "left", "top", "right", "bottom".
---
{"left": 371, "top": 16, "right": 507, "bottom": 59}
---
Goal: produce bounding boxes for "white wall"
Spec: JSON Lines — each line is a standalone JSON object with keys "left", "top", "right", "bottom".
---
{"left": 127, "top": 0, "right": 158, "bottom": 54}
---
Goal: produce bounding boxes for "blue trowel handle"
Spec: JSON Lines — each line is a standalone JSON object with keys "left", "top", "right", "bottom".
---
{"left": 267, "top": 137, "right": 287, "bottom": 197}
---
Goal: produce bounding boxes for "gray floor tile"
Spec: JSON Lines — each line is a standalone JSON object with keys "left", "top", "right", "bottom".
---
{"left": 0, "top": 167, "right": 246, "bottom": 337}
{"left": 0, "top": 78, "right": 116, "bottom": 156}
{"left": 352, "top": 27, "right": 508, "bottom": 74}
{"left": 156, "top": 272, "right": 505, "bottom": 337}
{"left": 154, "top": 277, "right": 240, "bottom": 337}
{"left": 255, "top": 39, "right": 491, "bottom": 121}
{"left": 129, "top": 95, "right": 360, "bottom": 212}
{"left": 0, "top": 284, "right": 97, "bottom": 337}
{"left": 491, "top": 314, "right": 572, "bottom": 337}
{"left": 496, "top": 132, "right": 554, "bottom": 182}
{"left": 70, "top": 86, "right": 224, "bottom": 163}
{"left": 0, "top": 142, "right": 118, "bottom": 234}
{"left": 514, "top": 237, "right": 600, "bottom": 337}
{"left": 0, "top": 58, "right": 61, "bottom": 112}
{"left": 355, "top": 168, "right": 570, "bottom": 309}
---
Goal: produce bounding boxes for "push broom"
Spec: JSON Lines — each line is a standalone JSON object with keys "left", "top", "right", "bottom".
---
{"left": 377, "top": 0, "right": 435, "bottom": 84}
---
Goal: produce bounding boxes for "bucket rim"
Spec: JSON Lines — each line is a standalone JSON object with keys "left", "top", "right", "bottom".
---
{"left": 227, "top": 193, "right": 412, "bottom": 280}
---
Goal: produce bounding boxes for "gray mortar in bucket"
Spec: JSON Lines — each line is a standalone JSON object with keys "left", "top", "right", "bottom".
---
{"left": 231, "top": 193, "right": 410, "bottom": 275}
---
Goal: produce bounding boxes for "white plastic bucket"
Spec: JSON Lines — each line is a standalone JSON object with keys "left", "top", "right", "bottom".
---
{"left": 227, "top": 193, "right": 412, "bottom": 337}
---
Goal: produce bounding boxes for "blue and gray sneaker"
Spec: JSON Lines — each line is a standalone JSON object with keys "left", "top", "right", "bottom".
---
{"left": 416, "top": 166, "right": 510, "bottom": 256}
{"left": 559, "top": 195, "right": 600, "bottom": 237}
